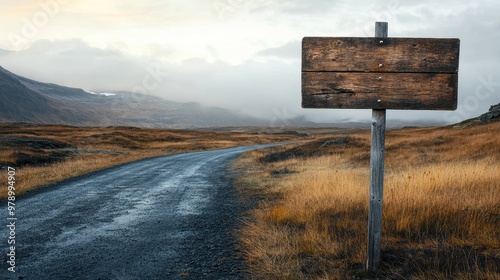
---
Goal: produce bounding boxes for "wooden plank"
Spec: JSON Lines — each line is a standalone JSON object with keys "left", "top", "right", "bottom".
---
{"left": 302, "top": 72, "right": 457, "bottom": 110}
{"left": 302, "top": 37, "right": 460, "bottom": 73}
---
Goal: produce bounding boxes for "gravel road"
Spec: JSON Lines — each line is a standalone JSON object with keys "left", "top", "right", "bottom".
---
{"left": 1, "top": 145, "right": 277, "bottom": 279}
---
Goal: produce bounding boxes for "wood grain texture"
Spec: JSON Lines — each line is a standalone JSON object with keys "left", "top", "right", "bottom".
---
{"left": 302, "top": 72, "right": 458, "bottom": 109}
{"left": 302, "top": 37, "right": 460, "bottom": 73}
{"left": 367, "top": 109, "right": 386, "bottom": 272}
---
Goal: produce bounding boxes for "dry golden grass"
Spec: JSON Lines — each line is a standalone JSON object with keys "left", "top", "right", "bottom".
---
{"left": 233, "top": 121, "right": 500, "bottom": 279}
{"left": 0, "top": 123, "right": 306, "bottom": 198}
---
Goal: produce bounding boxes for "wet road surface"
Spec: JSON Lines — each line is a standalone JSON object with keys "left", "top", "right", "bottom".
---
{"left": 1, "top": 145, "right": 278, "bottom": 279}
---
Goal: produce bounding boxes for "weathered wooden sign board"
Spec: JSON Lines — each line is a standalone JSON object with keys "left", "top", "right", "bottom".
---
{"left": 301, "top": 22, "right": 460, "bottom": 274}
{"left": 302, "top": 37, "right": 460, "bottom": 110}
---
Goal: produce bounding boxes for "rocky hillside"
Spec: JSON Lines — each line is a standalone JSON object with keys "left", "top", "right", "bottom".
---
{"left": 479, "top": 103, "right": 500, "bottom": 122}
{"left": 453, "top": 103, "right": 500, "bottom": 128}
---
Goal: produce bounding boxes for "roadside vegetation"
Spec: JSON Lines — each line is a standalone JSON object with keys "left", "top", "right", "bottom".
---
{"left": 0, "top": 123, "right": 306, "bottom": 198}
{"left": 233, "top": 121, "right": 500, "bottom": 279}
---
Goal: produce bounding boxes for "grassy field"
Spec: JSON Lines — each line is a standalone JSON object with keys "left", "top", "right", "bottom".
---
{"left": 2, "top": 121, "right": 498, "bottom": 278}
{"left": 232, "top": 121, "right": 500, "bottom": 279}
{"left": 0, "top": 123, "right": 308, "bottom": 198}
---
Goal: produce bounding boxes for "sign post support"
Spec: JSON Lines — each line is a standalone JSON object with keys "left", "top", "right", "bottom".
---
{"left": 366, "top": 21, "right": 388, "bottom": 272}
{"left": 301, "top": 21, "right": 459, "bottom": 274}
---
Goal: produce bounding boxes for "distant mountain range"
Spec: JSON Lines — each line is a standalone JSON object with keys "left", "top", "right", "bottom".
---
{"left": 0, "top": 65, "right": 272, "bottom": 128}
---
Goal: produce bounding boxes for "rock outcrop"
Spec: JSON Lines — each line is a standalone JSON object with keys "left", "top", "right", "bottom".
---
{"left": 479, "top": 103, "right": 500, "bottom": 122}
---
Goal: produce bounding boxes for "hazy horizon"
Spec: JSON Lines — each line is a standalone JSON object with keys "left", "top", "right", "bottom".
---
{"left": 0, "top": 0, "right": 499, "bottom": 125}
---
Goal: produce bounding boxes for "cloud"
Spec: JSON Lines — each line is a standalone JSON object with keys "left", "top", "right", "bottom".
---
{"left": 0, "top": 39, "right": 148, "bottom": 91}
{"left": 257, "top": 41, "right": 301, "bottom": 60}
{"left": 257, "top": 0, "right": 341, "bottom": 16}
{"left": 0, "top": 49, "right": 12, "bottom": 55}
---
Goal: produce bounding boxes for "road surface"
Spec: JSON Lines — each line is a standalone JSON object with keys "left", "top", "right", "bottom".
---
{"left": 1, "top": 144, "right": 278, "bottom": 279}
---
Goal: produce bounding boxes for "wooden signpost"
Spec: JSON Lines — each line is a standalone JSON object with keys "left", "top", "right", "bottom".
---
{"left": 301, "top": 22, "right": 459, "bottom": 272}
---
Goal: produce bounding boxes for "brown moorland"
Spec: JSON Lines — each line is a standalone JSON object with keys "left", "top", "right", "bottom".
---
{"left": 0, "top": 123, "right": 309, "bottom": 198}
{"left": 233, "top": 121, "right": 500, "bottom": 279}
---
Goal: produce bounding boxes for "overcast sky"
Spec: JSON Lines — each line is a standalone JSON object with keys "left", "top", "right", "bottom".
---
{"left": 0, "top": 0, "right": 499, "bottom": 124}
